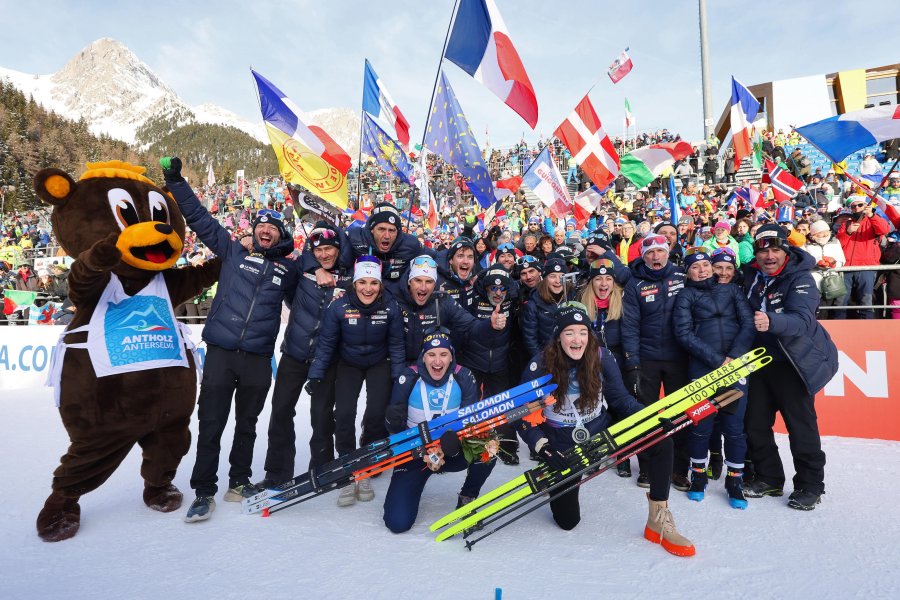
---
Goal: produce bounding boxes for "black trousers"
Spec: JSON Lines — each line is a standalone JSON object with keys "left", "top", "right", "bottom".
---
{"left": 319, "top": 359, "right": 393, "bottom": 456}
{"left": 470, "top": 369, "right": 517, "bottom": 452}
{"left": 745, "top": 362, "right": 826, "bottom": 494}
{"left": 637, "top": 359, "right": 691, "bottom": 476}
{"left": 550, "top": 437, "right": 674, "bottom": 530}
{"left": 190, "top": 345, "right": 273, "bottom": 496}
{"left": 262, "top": 354, "right": 337, "bottom": 481}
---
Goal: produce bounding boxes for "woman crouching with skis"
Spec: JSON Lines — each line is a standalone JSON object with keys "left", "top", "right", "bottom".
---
{"left": 382, "top": 332, "right": 496, "bottom": 533}
{"left": 519, "top": 302, "right": 695, "bottom": 556}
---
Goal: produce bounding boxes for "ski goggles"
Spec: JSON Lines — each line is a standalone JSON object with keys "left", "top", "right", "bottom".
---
{"left": 754, "top": 237, "right": 786, "bottom": 251}
{"left": 497, "top": 242, "right": 516, "bottom": 254}
{"left": 516, "top": 255, "right": 540, "bottom": 269}
{"left": 410, "top": 255, "right": 437, "bottom": 269}
{"left": 560, "top": 300, "right": 590, "bottom": 313}
{"left": 308, "top": 227, "right": 337, "bottom": 243}
{"left": 710, "top": 247, "right": 736, "bottom": 258}
{"left": 257, "top": 209, "right": 283, "bottom": 220}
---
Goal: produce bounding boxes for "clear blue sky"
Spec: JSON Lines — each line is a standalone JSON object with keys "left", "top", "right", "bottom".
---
{"left": 1, "top": 0, "right": 896, "bottom": 147}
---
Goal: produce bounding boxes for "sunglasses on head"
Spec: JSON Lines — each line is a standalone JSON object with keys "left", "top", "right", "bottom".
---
{"left": 309, "top": 227, "right": 336, "bottom": 241}
{"left": 590, "top": 258, "right": 615, "bottom": 269}
{"left": 257, "top": 208, "right": 283, "bottom": 220}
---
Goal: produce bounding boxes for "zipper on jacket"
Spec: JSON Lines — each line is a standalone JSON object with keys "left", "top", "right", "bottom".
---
{"left": 238, "top": 260, "right": 271, "bottom": 346}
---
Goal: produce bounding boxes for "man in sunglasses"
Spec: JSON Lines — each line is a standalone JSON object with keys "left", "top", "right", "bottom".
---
{"left": 622, "top": 234, "right": 691, "bottom": 489}
{"left": 459, "top": 265, "right": 520, "bottom": 463}
{"left": 834, "top": 197, "right": 890, "bottom": 319}
{"left": 347, "top": 202, "right": 428, "bottom": 295}
{"left": 741, "top": 224, "right": 838, "bottom": 510}
{"left": 160, "top": 157, "right": 299, "bottom": 522}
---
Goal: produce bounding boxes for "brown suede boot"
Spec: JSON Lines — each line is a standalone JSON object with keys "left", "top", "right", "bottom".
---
{"left": 36, "top": 492, "right": 81, "bottom": 543}
{"left": 143, "top": 483, "right": 184, "bottom": 513}
{"left": 643, "top": 494, "right": 695, "bottom": 557}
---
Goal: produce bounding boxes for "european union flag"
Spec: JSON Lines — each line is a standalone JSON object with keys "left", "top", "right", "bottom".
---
{"left": 424, "top": 71, "right": 494, "bottom": 208}
{"left": 361, "top": 113, "right": 413, "bottom": 184}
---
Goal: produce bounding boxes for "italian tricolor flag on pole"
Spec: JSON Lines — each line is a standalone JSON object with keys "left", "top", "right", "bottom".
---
{"left": 625, "top": 98, "right": 634, "bottom": 127}
{"left": 619, "top": 141, "right": 693, "bottom": 188}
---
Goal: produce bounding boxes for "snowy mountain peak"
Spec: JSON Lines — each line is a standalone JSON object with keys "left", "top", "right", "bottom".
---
{"left": 0, "top": 38, "right": 360, "bottom": 157}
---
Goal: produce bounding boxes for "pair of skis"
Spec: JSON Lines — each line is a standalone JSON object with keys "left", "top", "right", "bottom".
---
{"left": 242, "top": 376, "right": 558, "bottom": 516}
{"left": 430, "top": 348, "right": 771, "bottom": 547}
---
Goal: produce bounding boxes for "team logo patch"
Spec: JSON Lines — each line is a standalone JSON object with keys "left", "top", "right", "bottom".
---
{"left": 398, "top": 375, "right": 406, "bottom": 384}
{"left": 431, "top": 339, "right": 441, "bottom": 346}
{"left": 388, "top": 216, "right": 396, "bottom": 224}
{"left": 529, "top": 362, "right": 537, "bottom": 371}
{"left": 574, "top": 313, "right": 583, "bottom": 321}
{"left": 494, "top": 278, "right": 501, "bottom": 285}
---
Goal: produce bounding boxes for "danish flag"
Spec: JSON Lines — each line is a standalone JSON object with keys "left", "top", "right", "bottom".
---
{"left": 554, "top": 95, "right": 620, "bottom": 190}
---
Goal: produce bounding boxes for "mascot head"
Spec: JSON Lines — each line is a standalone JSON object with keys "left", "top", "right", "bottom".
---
{"left": 33, "top": 161, "right": 185, "bottom": 273}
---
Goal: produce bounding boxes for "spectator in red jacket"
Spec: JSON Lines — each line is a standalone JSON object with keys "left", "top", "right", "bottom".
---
{"left": 834, "top": 199, "right": 890, "bottom": 319}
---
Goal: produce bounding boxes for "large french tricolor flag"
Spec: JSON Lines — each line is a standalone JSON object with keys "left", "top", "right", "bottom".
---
{"left": 444, "top": 0, "right": 538, "bottom": 128}
{"left": 362, "top": 60, "right": 411, "bottom": 149}
{"left": 796, "top": 104, "right": 900, "bottom": 163}
{"left": 729, "top": 77, "right": 760, "bottom": 170}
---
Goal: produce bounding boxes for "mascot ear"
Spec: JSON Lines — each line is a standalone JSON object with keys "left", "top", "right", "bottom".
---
{"left": 34, "top": 168, "right": 77, "bottom": 207}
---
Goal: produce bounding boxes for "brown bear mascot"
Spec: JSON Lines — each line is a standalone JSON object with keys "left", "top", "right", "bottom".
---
{"left": 33, "top": 160, "right": 220, "bottom": 542}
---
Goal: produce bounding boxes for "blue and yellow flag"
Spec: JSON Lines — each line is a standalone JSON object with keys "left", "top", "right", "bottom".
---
{"left": 424, "top": 71, "right": 494, "bottom": 208}
{"left": 361, "top": 113, "right": 412, "bottom": 184}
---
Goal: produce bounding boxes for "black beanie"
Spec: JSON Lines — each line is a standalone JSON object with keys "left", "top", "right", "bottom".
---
{"left": 308, "top": 220, "right": 341, "bottom": 249}
{"left": 367, "top": 203, "right": 402, "bottom": 230}
{"left": 448, "top": 236, "right": 475, "bottom": 260}
{"left": 252, "top": 210, "right": 289, "bottom": 241}
{"left": 552, "top": 302, "right": 590, "bottom": 338}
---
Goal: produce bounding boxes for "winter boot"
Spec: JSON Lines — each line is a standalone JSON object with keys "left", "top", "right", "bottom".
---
{"left": 672, "top": 473, "right": 691, "bottom": 492}
{"left": 707, "top": 451, "right": 724, "bottom": 480}
{"left": 224, "top": 481, "right": 263, "bottom": 502}
{"left": 36, "top": 492, "right": 81, "bottom": 542}
{"left": 636, "top": 471, "right": 650, "bottom": 488}
{"left": 644, "top": 495, "right": 695, "bottom": 557}
{"left": 788, "top": 489, "right": 823, "bottom": 511}
{"left": 616, "top": 459, "right": 632, "bottom": 478}
{"left": 743, "top": 479, "right": 783, "bottom": 498}
{"left": 356, "top": 479, "right": 375, "bottom": 502}
{"left": 725, "top": 469, "right": 748, "bottom": 509}
{"left": 184, "top": 495, "right": 215, "bottom": 523}
{"left": 456, "top": 494, "right": 484, "bottom": 534}
{"left": 143, "top": 483, "right": 183, "bottom": 513}
{"left": 687, "top": 462, "right": 708, "bottom": 502}
{"left": 337, "top": 484, "right": 357, "bottom": 507}
{"left": 744, "top": 459, "right": 756, "bottom": 483}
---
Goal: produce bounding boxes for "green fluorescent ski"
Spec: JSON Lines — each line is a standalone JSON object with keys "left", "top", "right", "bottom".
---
{"left": 430, "top": 353, "right": 769, "bottom": 541}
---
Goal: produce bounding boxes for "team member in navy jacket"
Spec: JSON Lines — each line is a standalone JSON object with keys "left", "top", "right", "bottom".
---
{"left": 518, "top": 304, "right": 695, "bottom": 557}
{"left": 346, "top": 203, "right": 427, "bottom": 296}
{"left": 436, "top": 237, "right": 479, "bottom": 311}
{"left": 520, "top": 258, "right": 572, "bottom": 358}
{"left": 162, "top": 158, "right": 298, "bottom": 522}
{"left": 393, "top": 255, "right": 504, "bottom": 364}
{"left": 673, "top": 251, "right": 755, "bottom": 508}
{"left": 621, "top": 235, "right": 691, "bottom": 489}
{"left": 382, "top": 332, "right": 494, "bottom": 533}
{"left": 741, "top": 225, "right": 838, "bottom": 510}
{"left": 458, "top": 265, "right": 520, "bottom": 464}
{"left": 306, "top": 256, "right": 406, "bottom": 506}
{"left": 260, "top": 223, "right": 350, "bottom": 485}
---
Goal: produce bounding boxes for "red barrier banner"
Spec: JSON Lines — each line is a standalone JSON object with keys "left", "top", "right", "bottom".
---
{"left": 774, "top": 320, "right": 900, "bottom": 441}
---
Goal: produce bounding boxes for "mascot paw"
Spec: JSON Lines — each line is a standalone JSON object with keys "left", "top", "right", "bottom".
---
{"left": 36, "top": 493, "right": 81, "bottom": 542}
{"left": 85, "top": 232, "right": 123, "bottom": 271}
{"left": 143, "top": 483, "right": 184, "bottom": 513}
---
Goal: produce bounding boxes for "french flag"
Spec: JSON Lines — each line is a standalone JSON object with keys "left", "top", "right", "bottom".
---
{"left": 362, "top": 59, "right": 411, "bottom": 148}
{"left": 444, "top": 0, "right": 538, "bottom": 128}
{"left": 729, "top": 77, "right": 759, "bottom": 170}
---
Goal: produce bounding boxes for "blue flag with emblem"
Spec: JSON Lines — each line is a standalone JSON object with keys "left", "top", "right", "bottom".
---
{"left": 361, "top": 113, "right": 413, "bottom": 184}
{"left": 424, "top": 71, "right": 495, "bottom": 208}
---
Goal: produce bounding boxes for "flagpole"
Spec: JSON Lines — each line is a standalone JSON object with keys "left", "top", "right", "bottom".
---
{"left": 356, "top": 99, "right": 365, "bottom": 211}
{"left": 405, "top": 0, "right": 461, "bottom": 235}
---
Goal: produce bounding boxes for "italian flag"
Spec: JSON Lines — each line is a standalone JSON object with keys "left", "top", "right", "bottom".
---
{"left": 625, "top": 98, "right": 634, "bottom": 127}
{"left": 619, "top": 141, "right": 693, "bottom": 188}
{"left": 3, "top": 290, "right": 38, "bottom": 315}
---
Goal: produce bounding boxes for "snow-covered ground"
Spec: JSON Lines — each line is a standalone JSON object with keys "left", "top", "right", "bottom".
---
{"left": 3, "top": 386, "right": 898, "bottom": 600}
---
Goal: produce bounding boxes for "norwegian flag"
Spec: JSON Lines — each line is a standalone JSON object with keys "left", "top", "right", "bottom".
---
{"left": 764, "top": 159, "right": 804, "bottom": 203}
{"left": 554, "top": 95, "right": 620, "bottom": 190}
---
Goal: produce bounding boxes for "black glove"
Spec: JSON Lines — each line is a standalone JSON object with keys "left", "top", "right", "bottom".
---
{"left": 536, "top": 441, "right": 568, "bottom": 471}
{"left": 304, "top": 378, "right": 322, "bottom": 396}
{"left": 439, "top": 429, "right": 461, "bottom": 457}
{"left": 624, "top": 367, "right": 641, "bottom": 399}
{"left": 159, "top": 157, "right": 185, "bottom": 184}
